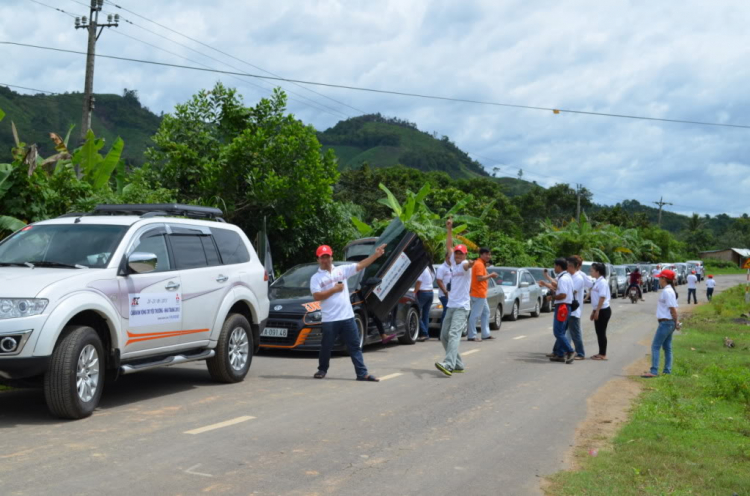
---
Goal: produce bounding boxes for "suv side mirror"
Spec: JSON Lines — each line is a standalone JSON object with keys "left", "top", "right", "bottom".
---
{"left": 128, "top": 252, "right": 158, "bottom": 274}
{"left": 520, "top": 281, "right": 530, "bottom": 288}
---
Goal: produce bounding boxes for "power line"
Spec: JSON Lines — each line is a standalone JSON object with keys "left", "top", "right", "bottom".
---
{"left": 0, "top": 83, "right": 57, "bottom": 95}
{"left": 5, "top": 40, "right": 749, "bottom": 131}
{"left": 24, "top": 0, "right": 80, "bottom": 18}
{"left": 61, "top": 0, "right": 350, "bottom": 118}
{"left": 109, "top": 0, "right": 367, "bottom": 115}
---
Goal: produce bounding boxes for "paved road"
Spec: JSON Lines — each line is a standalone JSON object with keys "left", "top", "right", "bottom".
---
{"left": 1, "top": 275, "right": 744, "bottom": 496}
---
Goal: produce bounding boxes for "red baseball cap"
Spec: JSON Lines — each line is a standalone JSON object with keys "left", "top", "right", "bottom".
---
{"left": 708, "top": 274, "right": 713, "bottom": 278}
{"left": 656, "top": 269, "right": 676, "bottom": 281}
{"left": 316, "top": 245, "right": 333, "bottom": 257}
{"left": 454, "top": 244, "right": 468, "bottom": 254}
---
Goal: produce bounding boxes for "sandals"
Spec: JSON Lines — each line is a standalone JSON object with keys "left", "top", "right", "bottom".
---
{"left": 314, "top": 371, "right": 326, "bottom": 379}
{"left": 590, "top": 355, "right": 608, "bottom": 361}
{"left": 641, "top": 372, "right": 658, "bottom": 378}
{"left": 381, "top": 334, "right": 396, "bottom": 344}
{"left": 357, "top": 374, "right": 380, "bottom": 382}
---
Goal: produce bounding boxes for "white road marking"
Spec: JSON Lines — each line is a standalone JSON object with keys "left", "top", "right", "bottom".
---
{"left": 463, "top": 349, "right": 481, "bottom": 355}
{"left": 185, "top": 464, "right": 213, "bottom": 477}
{"left": 184, "top": 416, "right": 255, "bottom": 435}
{"left": 513, "top": 335, "right": 527, "bottom": 340}
{"left": 379, "top": 373, "right": 403, "bottom": 381}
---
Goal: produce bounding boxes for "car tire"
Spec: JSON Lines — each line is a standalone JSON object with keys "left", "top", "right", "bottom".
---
{"left": 541, "top": 298, "right": 552, "bottom": 313}
{"left": 530, "top": 299, "right": 541, "bottom": 318}
{"left": 44, "top": 325, "right": 105, "bottom": 420}
{"left": 490, "top": 304, "right": 503, "bottom": 330}
{"left": 508, "top": 301, "right": 520, "bottom": 321}
{"left": 398, "top": 307, "right": 420, "bottom": 345}
{"left": 207, "top": 314, "right": 253, "bottom": 383}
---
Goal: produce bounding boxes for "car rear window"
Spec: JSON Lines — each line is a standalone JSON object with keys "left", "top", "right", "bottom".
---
{"left": 211, "top": 228, "right": 250, "bottom": 265}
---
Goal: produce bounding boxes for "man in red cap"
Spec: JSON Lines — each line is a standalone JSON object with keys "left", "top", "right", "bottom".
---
{"left": 310, "top": 243, "right": 386, "bottom": 381}
{"left": 435, "top": 218, "right": 475, "bottom": 376}
{"left": 705, "top": 274, "right": 716, "bottom": 301}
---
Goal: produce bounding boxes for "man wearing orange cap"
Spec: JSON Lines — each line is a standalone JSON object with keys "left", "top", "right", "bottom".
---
{"left": 310, "top": 243, "right": 386, "bottom": 381}
{"left": 687, "top": 270, "right": 698, "bottom": 304}
{"left": 705, "top": 274, "right": 716, "bottom": 301}
{"left": 435, "top": 218, "right": 475, "bottom": 376}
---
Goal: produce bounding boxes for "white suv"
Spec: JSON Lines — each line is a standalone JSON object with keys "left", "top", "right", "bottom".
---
{"left": 0, "top": 204, "right": 269, "bottom": 419}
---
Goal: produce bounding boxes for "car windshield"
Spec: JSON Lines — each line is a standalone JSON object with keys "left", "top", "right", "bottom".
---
{"left": 0, "top": 224, "right": 127, "bottom": 268}
{"left": 615, "top": 267, "right": 626, "bottom": 276}
{"left": 272, "top": 262, "right": 360, "bottom": 290}
{"left": 490, "top": 268, "right": 518, "bottom": 286}
{"left": 526, "top": 268, "right": 545, "bottom": 280}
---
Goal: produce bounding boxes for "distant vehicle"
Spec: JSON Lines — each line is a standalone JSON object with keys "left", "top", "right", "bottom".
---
{"left": 428, "top": 265, "right": 505, "bottom": 332}
{"left": 624, "top": 264, "right": 649, "bottom": 293}
{"left": 523, "top": 267, "right": 553, "bottom": 312}
{"left": 674, "top": 263, "right": 688, "bottom": 285}
{"left": 613, "top": 265, "right": 629, "bottom": 296}
{"left": 487, "top": 267, "right": 543, "bottom": 321}
{"left": 262, "top": 262, "right": 420, "bottom": 351}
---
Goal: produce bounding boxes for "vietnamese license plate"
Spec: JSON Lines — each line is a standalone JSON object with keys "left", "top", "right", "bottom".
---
{"left": 261, "top": 327, "right": 288, "bottom": 338}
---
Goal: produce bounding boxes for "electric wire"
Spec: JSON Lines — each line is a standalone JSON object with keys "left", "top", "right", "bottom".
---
{"left": 24, "top": 0, "right": 80, "bottom": 18}
{"left": 109, "top": 0, "right": 368, "bottom": 115}
{"left": 4, "top": 40, "right": 749, "bottom": 131}
{"left": 0, "top": 83, "right": 58, "bottom": 95}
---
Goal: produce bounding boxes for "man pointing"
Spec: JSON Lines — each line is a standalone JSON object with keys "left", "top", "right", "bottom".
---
{"left": 311, "top": 243, "right": 385, "bottom": 382}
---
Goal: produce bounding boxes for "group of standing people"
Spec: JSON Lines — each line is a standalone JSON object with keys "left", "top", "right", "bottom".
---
{"left": 537, "top": 257, "right": 612, "bottom": 363}
{"left": 307, "top": 220, "right": 704, "bottom": 382}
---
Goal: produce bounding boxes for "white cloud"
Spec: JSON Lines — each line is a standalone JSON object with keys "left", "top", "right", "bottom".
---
{"left": 2, "top": 0, "right": 750, "bottom": 216}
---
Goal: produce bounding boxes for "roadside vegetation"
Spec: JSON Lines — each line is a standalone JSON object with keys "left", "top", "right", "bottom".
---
{"left": 2, "top": 83, "right": 750, "bottom": 273}
{"left": 703, "top": 258, "right": 749, "bottom": 275}
{"left": 547, "top": 284, "right": 750, "bottom": 496}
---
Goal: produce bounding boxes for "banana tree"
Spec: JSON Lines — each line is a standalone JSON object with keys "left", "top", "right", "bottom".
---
{"left": 0, "top": 108, "right": 27, "bottom": 232}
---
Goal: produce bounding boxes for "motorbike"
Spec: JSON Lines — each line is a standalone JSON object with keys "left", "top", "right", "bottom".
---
{"left": 628, "top": 286, "right": 639, "bottom": 304}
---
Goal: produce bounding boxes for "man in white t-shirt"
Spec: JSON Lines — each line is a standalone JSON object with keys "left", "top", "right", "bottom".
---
{"left": 686, "top": 271, "right": 698, "bottom": 304}
{"left": 705, "top": 274, "right": 716, "bottom": 301}
{"left": 310, "top": 243, "right": 386, "bottom": 381}
{"left": 565, "top": 256, "right": 586, "bottom": 359}
{"left": 435, "top": 218, "right": 475, "bottom": 377}
{"left": 414, "top": 265, "right": 435, "bottom": 342}
{"left": 550, "top": 257, "right": 576, "bottom": 364}
{"left": 651, "top": 265, "right": 661, "bottom": 292}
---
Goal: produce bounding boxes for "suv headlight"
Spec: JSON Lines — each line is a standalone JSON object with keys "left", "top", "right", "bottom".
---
{"left": 0, "top": 299, "right": 48, "bottom": 319}
{"left": 308, "top": 310, "right": 322, "bottom": 323}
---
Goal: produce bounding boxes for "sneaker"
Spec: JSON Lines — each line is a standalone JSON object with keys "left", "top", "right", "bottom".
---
{"left": 549, "top": 356, "right": 565, "bottom": 362}
{"left": 565, "top": 352, "right": 576, "bottom": 364}
{"left": 453, "top": 367, "right": 465, "bottom": 373}
{"left": 545, "top": 353, "right": 556, "bottom": 358}
{"left": 435, "top": 362, "right": 453, "bottom": 377}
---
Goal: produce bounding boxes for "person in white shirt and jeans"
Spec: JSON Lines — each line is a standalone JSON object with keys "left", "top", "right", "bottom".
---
{"left": 435, "top": 218, "right": 475, "bottom": 377}
{"left": 686, "top": 271, "right": 698, "bottom": 304}
{"left": 642, "top": 269, "right": 680, "bottom": 378}
{"left": 414, "top": 266, "right": 435, "bottom": 342}
{"left": 548, "top": 258, "right": 576, "bottom": 364}
{"left": 310, "top": 244, "right": 385, "bottom": 382}
{"left": 705, "top": 274, "right": 716, "bottom": 301}
{"left": 651, "top": 265, "right": 661, "bottom": 292}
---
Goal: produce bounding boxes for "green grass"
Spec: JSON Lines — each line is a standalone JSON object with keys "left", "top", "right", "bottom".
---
{"left": 547, "top": 284, "right": 750, "bottom": 496}
{"left": 0, "top": 385, "right": 10, "bottom": 392}
{"left": 703, "top": 267, "right": 749, "bottom": 275}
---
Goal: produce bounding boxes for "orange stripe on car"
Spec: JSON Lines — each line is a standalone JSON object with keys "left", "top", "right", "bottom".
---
{"left": 126, "top": 329, "right": 209, "bottom": 346}
{"left": 259, "top": 328, "right": 312, "bottom": 349}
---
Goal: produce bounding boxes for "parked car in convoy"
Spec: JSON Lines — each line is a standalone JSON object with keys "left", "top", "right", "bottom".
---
{"left": 0, "top": 204, "right": 270, "bottom": 419}
{"left": 427, "top": 265, "right": 505, "bottom": 332}
{"left": 261, "top": 262, "right": 420, "bottom": 351}
{"left": 624, "top": 264, "right": 650, "bottom": 293}
{"left": 612, "top": 265, "right": 629, "bottom": 296}
{"left": 638, "top": 263, "right": 654, "bottom": 290}
{"left": 674, "top": 263, "right": 688, "bottom": 284}
{"left": 487, "top": 267, "right": 543, "bottom": 321}
{"left": 523, "top": 267, "right": 553, "bottom": 312}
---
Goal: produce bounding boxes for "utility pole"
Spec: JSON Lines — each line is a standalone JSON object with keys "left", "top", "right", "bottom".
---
{"left": 653, "top": 196, "right": 673, "bottom": 227}
{"left": 576, "top": 183, "right": 584, "bottom": 223}
{"left": 75, "top": 1, "right": 119, "bottom": 145}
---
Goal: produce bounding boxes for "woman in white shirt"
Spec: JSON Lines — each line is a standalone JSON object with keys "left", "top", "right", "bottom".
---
{"left": 705, "top": 275, "right": 716, "bottom": 301}
{"left": 588, "top": 262, "right": 612, "bottom": 360}
{"left": 642, "top": 269, "right": 680, "bottom": 378}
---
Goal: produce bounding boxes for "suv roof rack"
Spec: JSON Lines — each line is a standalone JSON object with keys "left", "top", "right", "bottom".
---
{"left": 91, "top": 204, "right": 225, "bottom": 221}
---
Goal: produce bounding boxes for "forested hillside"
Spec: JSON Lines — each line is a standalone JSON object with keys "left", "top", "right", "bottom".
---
{"left": 0, "top": 86, "right": 160, "bottom": 165}
{"left": 317, "top": 113, "right": 488, "bottom": 179}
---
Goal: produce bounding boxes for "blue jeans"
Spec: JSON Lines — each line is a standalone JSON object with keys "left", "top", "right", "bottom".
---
{"left": 552, "top": 316, "right": 584, "bottom": 356}
{"left": 439, "top": 296, "right": 449, "bottom": 324}
{"left": 439, "top": 307, "right": 468, "bottom": 371}
{"left": 467, "top": 297, "right": 491, "bottom": 339}
{"left": 417, "top": 291, "right": 433, "bottom": 337}
{"left": 318, "top": 318, "right": 368, "bottom": 378}
{"left": 553, "top": 304, "right": 574, "bottom": 356}
{"left": 706, "top": 288, "right": 714, "bottom": 301}
{"left": 688, "top": 288, "right": 697, "bottom": 304}
{"left": 650, "top": 320, "right": 676, "bottom": 375}
{"left": 652, "top": 279, "right": 659, "bottom": 292}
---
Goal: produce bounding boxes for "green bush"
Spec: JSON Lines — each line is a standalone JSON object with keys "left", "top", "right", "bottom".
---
{"left": 704, "top": 364, "right": 750, "bottom": 403}
{"left": 704, "top": 258, "right": 737, "bottom": 269}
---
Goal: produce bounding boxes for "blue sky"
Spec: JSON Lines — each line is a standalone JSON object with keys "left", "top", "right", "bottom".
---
{"left": 2, "top": 0, "right": 749, "bottom": 217}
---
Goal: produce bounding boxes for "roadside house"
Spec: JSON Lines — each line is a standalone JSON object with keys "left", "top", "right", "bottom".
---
{"left": 698, "top": 247, "right": 750, "bottom": 267}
